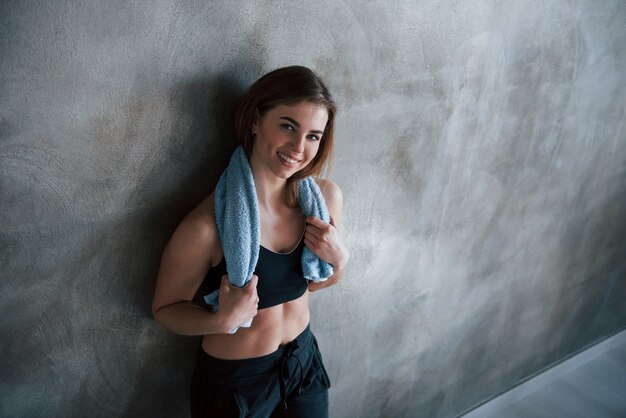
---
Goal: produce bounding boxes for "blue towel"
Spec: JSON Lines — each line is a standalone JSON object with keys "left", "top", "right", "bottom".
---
{"left": 204, "top": 146, "right": 333, "bottom": 333}
{"left": 298, "top": 177, "right": 334, "bottom": 281}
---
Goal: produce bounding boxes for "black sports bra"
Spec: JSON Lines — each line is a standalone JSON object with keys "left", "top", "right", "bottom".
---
{"left": 193, "top": 235, "right": 308, "bottom": 310}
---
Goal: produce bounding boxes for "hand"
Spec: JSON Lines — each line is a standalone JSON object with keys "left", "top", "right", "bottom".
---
{"left": 216, "top": 274, "right": 259, "bottom": 332}
{"left": 304, "top": 216, "right": 349, "bottom": 271}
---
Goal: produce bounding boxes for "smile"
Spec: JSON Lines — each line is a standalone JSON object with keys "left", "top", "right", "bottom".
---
{"left": 278, "top": 152, "right": 301, "bottom": 164}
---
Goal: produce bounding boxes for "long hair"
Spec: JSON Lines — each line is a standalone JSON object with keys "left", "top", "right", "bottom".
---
{"left": 233, "top": 66, "right": 337, "bottom": 207}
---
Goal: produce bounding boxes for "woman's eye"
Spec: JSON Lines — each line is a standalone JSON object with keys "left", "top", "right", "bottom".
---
{"left": 307, "top": 135, "right": 320, "bottom": 141}
{"left": 281, "top": 124, "right": 295, "bottom": 131}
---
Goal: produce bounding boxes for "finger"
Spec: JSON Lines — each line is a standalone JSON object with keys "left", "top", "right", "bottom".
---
{"left": 304, "top": 236, "right": 318, "bottom": 251}
{"left": 306, "top": 216, "right": 329, "bottom": 228}
{"left": 305, "top": 224, "right": 323, "bottom": 240}
{"left": 329, "top": 215, "right": 335, "bottom": 226}
{"left": 308, "top": 224, "right": 332, "bottom": 243}
{"left": 221, "top": 274, "right": 230, "bottom": 287}
{"left": 247, "top": 274, "right": 258, "bottom": 289}
{"left": 304, "top": 229, "right": 320, "bottom": 245}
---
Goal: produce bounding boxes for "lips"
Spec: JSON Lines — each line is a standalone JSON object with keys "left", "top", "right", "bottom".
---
{"left": 278, "top": 151, "right": 301, "bottom": 165}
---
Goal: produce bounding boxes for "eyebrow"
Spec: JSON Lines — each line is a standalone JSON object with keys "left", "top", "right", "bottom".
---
{"left": 279, "top": 116, "right": 324, "bottom": 134}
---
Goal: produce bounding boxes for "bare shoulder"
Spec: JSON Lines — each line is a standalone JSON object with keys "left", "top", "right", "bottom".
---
{"left": 167, "top": 192, "right": 221, "bottom": 264}
{"left": 314, "top": 178, "right": 343, "bottom": 206}
{"left": 314, "top": 178, "right": 344, "bottom": 226}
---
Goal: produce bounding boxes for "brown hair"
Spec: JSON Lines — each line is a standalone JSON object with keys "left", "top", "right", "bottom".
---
{"left": 234, "top": 66, "right": 337, "bottom": 207}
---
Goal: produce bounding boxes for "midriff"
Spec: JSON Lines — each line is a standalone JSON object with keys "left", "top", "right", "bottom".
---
{"left": 201, "top": 291, "right": 310, "bottom": 360}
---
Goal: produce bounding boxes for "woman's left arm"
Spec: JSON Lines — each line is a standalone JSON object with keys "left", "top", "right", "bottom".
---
{"left": 306, "top": 179, "right": 350, "bottom": 291}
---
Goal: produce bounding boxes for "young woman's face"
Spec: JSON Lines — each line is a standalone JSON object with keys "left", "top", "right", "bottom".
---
{"left": 251, "top": 101, "right": 329, "bottom": 179}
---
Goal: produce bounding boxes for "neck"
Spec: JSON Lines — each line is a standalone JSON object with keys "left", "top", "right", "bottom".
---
{"left": 249, "top": 156, "right": 288, "bottom": 210}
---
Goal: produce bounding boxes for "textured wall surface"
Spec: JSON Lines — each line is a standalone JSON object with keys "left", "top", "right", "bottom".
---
{"left": 1, "top": 1, "right": 625, "bottom": 417}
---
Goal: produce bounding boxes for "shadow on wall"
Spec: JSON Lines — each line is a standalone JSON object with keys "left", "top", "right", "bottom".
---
{"left": 123, "top": 70, "right": 251, "bottom": 417}
{"left": 64, "top": 65, "right": 257, "bottom": 416}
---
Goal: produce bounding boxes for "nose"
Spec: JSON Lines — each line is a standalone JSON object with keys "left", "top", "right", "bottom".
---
{"left": 291, "top": 135, "right": 306, "bottom": 153}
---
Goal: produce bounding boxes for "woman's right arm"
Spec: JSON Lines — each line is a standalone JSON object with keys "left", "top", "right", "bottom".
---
{"left": 151, "top": 197, "right": 258, "bottom": 335}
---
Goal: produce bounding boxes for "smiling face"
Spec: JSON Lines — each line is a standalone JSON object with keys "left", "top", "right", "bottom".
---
{"left": 250, "top": 101, "right": 329, "bottom": 180}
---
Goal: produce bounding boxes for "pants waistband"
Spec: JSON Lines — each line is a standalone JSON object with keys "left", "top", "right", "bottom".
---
{"left": 196, "top": 325, "right": 314, "bottom": 379}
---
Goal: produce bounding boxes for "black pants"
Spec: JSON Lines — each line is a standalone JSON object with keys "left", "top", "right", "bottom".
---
{"left": 190, "top": 325, "right": 331, "bottom": 418}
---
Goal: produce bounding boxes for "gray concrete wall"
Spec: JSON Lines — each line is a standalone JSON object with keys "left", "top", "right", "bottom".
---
{"left": 1, "top": 1, "right": 625, "bottom": 417}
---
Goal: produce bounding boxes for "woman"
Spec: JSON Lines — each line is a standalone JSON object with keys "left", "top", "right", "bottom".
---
{"left": 152, "top": 66, "right": 349, "bottom": 417}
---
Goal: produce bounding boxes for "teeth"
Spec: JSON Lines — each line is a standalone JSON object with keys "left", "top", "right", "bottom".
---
{"left": 278, "top": 152, "right": 299, "bottom": 164}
